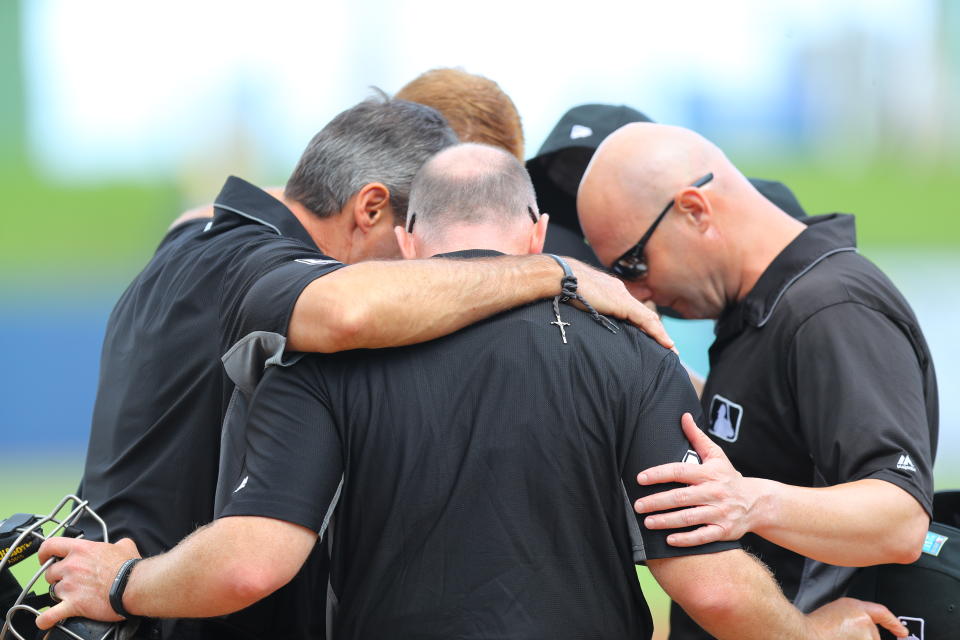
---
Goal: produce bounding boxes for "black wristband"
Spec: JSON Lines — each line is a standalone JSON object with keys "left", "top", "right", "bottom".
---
{"left": 109, "top": 558, "right": 141, "bottom": 619}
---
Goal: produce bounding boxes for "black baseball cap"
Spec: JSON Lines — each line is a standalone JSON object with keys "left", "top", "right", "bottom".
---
{"left": 528, "top": 103, "right": 808, "bottom": 313}
{"left": 847, "top": 491, "right": 960, "bottom": 640}
{"left": 528, "top": 105, "right": 653, "bottom": 267}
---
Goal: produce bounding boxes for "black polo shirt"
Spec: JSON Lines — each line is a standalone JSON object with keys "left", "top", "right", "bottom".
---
{"left": 78, "top": 176, "right": 344, "bottom": 638}
{"left": 670, "top": 214, "right": 938, "bottom": 639}
{"left": 218, "top": 250, "right": 739, "bottom": 640}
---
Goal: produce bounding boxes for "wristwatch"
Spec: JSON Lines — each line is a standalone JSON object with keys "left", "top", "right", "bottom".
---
{"left": 109, "top": 558, "right": 141, "bottom": 619}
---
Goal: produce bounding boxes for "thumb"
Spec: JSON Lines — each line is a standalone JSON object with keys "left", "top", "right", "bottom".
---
{"left": 680, "top": 413, "right": 719, "bottom": 460}
{"left": 115, "top": 537, "right": 140, "bottom": 557}
{"left": 35, "top": 601, "right": 73, "bottom": 630}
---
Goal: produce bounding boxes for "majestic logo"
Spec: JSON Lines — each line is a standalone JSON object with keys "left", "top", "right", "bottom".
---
{"left": 897, "top": 453, "right": 918, "bottom": 472}
{"left": 707, "top": 395, "right": 743, "bottom": 442}
{"left": 295, "top": 258, "right": 339, "bottom": 267}
{"left": 898, "top": 616, "right": 924, "bottom": 640}
{"left": 681, "top": 450, "right": 701, "bottom": 465}
{"left": 233, "top": 476, "right": 249, "bottom": 493}
{"left": 569, "top": 124, "right": 593, "bottom": 139}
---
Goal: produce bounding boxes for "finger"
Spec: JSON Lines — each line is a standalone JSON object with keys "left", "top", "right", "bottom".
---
{"left": 38, "top": 537, "right": 79, "bottom": 564}
{"left": 35, "top": 601, "right": 75, "bottom": 630}
{"left": 857, "top": 600, "right": 908, "bottom": 638}
{"left": 664, "top": 524, "right": 726, "bottom": 547}
{"left": 679, "top": 413, "right": 722, "bottom": 460}
{"left": 644, "top": 506, "right": 720, "bottom": 530}
{"left": 634, "top": 485, "right": 710, "bottom": 514}
{"left": 630, "top": 306, "right": 676, "bottom": 352}
{"left": 637, "top": 461, "right": 704, "bottom": 487}
{"left": 44, "top": 560, "right": 64, "bottom": 585}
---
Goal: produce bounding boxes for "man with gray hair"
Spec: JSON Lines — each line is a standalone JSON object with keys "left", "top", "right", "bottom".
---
{"left": 64, "top": 96, "right": 670, "bottom": 640}
{"left": 41, "top": 143, "right": 907, "bottom": 640}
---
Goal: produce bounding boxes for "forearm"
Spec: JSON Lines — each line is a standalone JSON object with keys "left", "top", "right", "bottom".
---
{"left": 651, "top": 551, "right": 815, "bottom": 640}
{"left": 123, "top": 525, "right": 249, "bottom": 618}
{"left": 124, "top": 517, "right": 315, "bottom": 618}
{"left": 287, "top": 254, "right": 561, "bottom": 352}
{"left": 749, "top": 478, "right": 929, "bottom": 566}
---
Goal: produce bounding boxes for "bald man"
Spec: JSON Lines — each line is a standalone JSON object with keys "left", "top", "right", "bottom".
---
{"left": 38, "top": 143, "right": 907, "bottom": 640}
{"left": 579, "top": 123, "right": 937, "bottom": 639}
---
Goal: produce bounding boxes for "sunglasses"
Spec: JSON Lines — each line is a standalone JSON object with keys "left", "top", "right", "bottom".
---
{"left": 609, "top": 172, "right": 714, "bottom": 281}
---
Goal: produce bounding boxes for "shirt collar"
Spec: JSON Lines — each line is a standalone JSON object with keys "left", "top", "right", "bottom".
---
{"left": 209, "top": 176, "right": 316, "bottom": 248}
{"left": 716, "top": 214, "right": 859, "bottom": 338}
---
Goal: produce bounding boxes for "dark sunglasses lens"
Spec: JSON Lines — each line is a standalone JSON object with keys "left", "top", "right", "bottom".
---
{"left": 614, "top": 257, "right": 648, "bottom": 281}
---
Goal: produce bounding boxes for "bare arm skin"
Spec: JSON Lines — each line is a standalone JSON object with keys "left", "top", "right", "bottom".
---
{"left": 649, "top": 549, "right": 907, "bottom": 640}
{"left": 36, "top": 517, "right": 315, "bottom": 629}
{"left": 635, "top": 414, "right": 929, "bottom": 565}
{"left": 167, "top": 204, "right": 214, "bottom": 231}
{"left": 287, "top": 255, "right": 675, "bottom": 353}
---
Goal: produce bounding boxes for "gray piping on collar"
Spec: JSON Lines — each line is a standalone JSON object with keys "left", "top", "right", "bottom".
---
{"left": 214, "top": 203, "right": 282, "bottom": 236}
{"left": 756, "top": 247, "right": 857, "bottom": 327}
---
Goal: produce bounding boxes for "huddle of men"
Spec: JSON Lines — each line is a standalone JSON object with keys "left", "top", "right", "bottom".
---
{"left": 34, "top": 69, "right": 938, "bottom": 640}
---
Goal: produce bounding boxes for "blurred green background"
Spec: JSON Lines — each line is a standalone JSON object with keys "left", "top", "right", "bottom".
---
{"left": 1, "top": 1, "right": 958, "bottom": 638}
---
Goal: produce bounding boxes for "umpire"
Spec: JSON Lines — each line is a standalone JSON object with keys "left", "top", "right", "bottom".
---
{"left": 74, "top": 97, "right": 669, "bottom": 640}
{"left": 579, "top": 122, "right": 938, "bottom": 639}
{"left": 39, "top": 143, "right": 909, "bottom": 640}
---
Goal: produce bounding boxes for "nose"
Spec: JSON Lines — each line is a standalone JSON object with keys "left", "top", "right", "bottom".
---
{"left": 625, "top": 279, "right": 654, "bottom": 303}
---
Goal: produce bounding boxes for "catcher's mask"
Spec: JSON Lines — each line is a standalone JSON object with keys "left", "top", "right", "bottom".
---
{"left": 0, "top": 495, "right": 142, "bottom": 640}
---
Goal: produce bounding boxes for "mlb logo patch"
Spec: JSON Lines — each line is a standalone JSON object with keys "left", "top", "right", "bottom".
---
{"left": 708, "top": 395, "right": 743, "bottom": 442}
{"left": 898, "top": 616, "right": 924, "bottom": 640}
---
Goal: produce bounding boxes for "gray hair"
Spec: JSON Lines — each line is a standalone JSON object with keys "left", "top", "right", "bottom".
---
{"left": 285, "top": 92, "right": 458, "bottom": 224}
{"left": 407, "top": 143, "right": 538, "bottom": 238}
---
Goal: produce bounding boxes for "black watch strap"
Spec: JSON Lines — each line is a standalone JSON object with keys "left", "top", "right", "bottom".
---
{"left": 109, "top": 558, "right": 141, "bottom": 619}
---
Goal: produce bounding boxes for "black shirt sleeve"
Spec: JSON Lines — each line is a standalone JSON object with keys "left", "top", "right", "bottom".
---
{"left": 621, "top": 349, "right": 742, "bottom": 560}
{"left": 229, "top": 246, "right": 345, "bottom": 342}
{"left": 789, "top": 302, "right": 934, "bottom": 515}
{"left": 217, "top": 358, "right": 344, "bottom": 532}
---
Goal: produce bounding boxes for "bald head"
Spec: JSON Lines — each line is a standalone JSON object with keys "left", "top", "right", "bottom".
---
{"left": 577, "top": 123, "right": 805, "bottom": 319}
{"left": 399, "top": 143, "right": 546, "bottom": 257}
{"left": 578, "top": 123, "right": 737, "bottom": 254}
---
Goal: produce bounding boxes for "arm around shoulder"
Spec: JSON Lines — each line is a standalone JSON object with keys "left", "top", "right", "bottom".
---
{"left": 168, "top": 204, "right": 214, "bottom": 231}
{"left": 287, "top": 254, "right": 675, "bottom": 353}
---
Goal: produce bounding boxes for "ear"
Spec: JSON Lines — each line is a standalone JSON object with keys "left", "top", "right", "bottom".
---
{"left": 674, "top": 187, "right": 711, "bottom": 232}
{"left": 352, "top": 183, "right": 392, "bottom": 233}
{"left": 528, "top": 212, "right": 549, "bottom": 254}
{"left": 394, "top": 225, "right": 419, "bottom": 260}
